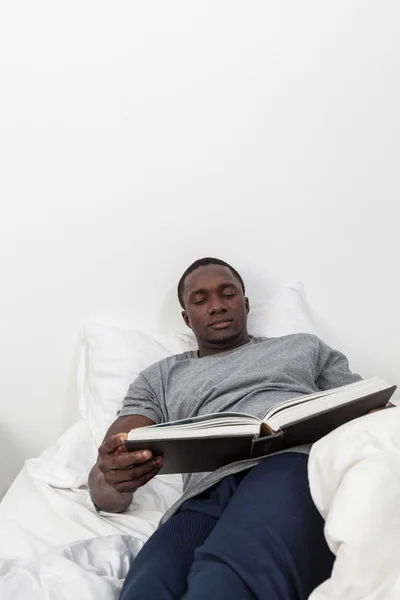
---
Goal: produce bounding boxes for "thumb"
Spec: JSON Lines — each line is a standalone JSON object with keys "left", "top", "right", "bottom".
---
{"left": 99, "top": 432, "right": 128, "bottom": 456}
{"left": 116, "top": 433, "right": 129, "bottom": 454}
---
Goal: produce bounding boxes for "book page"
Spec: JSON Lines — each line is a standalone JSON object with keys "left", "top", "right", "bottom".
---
{"left": 127, "top": 411, "right": 261, "bottom": 441}
{"left": 128, "top": 422, "right": 260, "bottom": 441}
{"left": 266, "top": 377, "right": 392, "bottom": 431}
{"left": 262, "top": 379, "right": 371, "bottom": 424}
{"left": 150, "top": 412, "right": 259, "bottom": 429}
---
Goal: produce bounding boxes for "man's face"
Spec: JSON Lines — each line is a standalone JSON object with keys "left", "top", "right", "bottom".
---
{"left": 181, "top": 265, "right": 250, "bottom": 346}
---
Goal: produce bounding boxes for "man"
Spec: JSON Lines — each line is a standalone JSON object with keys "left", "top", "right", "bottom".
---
{"left": 89, "top": 257, "right": 362, "bottom": 600}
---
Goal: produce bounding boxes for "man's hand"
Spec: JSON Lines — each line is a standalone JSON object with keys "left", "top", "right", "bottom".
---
{"left": 97, "top": 433, "right": 163, "bottom": 494}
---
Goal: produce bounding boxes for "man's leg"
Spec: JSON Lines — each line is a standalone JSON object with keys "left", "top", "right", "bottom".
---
{"left": 119, "top": 473, "right": 246, "bottom": 600}
{"left": 184, "top": 452, "right": 334, "bottom": 600}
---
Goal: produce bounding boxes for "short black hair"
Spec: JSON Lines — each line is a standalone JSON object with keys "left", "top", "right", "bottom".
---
{"left": 177, "top": 257, "right": 245, "bottom": 308}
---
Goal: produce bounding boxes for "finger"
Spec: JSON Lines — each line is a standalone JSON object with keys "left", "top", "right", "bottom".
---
{"left": 122, "top": 449, "right": 154, "bottom": 465}
{"left": 114, "top": 468, "right": 161, "bottom": 493}
{"left": 109, "top": 463, "right": 161, "bottom": 491}
{"left": 106, "top": 457, "right": 163, "bottom": 485}
{"left": 107, "top": 450, "right": 154, "bottom": 470}
{"left": 98, "top": 433, "right": 128, "bottom": 457}
{"left": 99, "top": 451, "right": 155, "bottom": 476}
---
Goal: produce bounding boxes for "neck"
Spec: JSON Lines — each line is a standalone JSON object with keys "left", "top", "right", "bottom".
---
{"left": 197, "top": 331, "right": 251, "bottom": 358}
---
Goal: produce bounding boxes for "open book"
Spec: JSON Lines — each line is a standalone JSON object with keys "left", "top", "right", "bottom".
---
{"left": 125, "top": 377, "right": 396, "bottom": 474}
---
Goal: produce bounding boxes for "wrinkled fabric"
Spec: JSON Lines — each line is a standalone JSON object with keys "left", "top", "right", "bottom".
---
{"left": 0, "top": 535, "right": 141, "bottom": 600}
{"left": 0, "top": 419, "right": 182, "bottom": 599}
{"left": 309, "top": 407, "right": 400, "bottom": 600}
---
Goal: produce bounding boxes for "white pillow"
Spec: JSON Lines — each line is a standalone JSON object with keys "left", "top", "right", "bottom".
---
{"left": 247, "top": 281, "right": 316, "bottom": 338}
{"left": 78, "top": 328, "right": 198, "bottom": 447}
{"left": 78, "top": 281, "right": 316, "bottom": 446}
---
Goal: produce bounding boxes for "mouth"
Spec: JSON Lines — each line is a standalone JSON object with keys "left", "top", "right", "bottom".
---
{"left": 209, "top": 318, "right": 233, "bottom": 330}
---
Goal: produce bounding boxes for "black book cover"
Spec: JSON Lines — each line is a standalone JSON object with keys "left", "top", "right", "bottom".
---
{"left": 124, "top": 386, "right": 396, "bottom": 474}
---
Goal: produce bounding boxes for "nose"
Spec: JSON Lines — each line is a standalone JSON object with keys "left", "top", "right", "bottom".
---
{"left": 207, "top": 298, "right": 228, "bottom": 315}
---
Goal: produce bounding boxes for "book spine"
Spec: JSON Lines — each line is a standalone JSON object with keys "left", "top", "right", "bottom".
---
{"left": 250, "top": 430, "right": 284, "bottom": 459}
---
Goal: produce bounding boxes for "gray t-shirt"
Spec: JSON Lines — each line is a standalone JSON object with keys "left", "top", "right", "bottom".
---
{"left": 119, "top": 334, "right": 361, "bottom": 522}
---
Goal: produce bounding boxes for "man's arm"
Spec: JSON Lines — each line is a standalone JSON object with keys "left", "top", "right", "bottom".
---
{"left": 316, "top": 338, "right": 394, "bottom": 408}
{"left": 316, "top": 339, "right": 362, "bottom": 391}
{"left": 88, "top": 414, "right": 163, "bottom": 513}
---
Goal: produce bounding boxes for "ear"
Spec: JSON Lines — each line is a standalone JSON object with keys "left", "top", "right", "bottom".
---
{"left": 182, "top": 310, "right": 192, "bottom": 329}
{"left": 244, "top": 297, "right": 250, "bottom": 314}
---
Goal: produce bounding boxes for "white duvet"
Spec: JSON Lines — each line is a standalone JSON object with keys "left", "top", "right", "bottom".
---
{"left": 1, "top": 409, "right": 400, "bottom": 599}
{"left": 309, "top": 407, "right": 400, "bottom": 600}
{"left": 0, "top": 419, "right": 183, "bottom": 599}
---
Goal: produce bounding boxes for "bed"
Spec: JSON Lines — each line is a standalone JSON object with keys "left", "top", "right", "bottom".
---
{"left": 1, "top": 282, "right": 399, "bottom": 599}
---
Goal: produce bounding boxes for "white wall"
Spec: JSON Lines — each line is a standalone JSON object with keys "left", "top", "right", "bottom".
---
{"left": 1, "top": 1, "right": 399, "bottom": 498}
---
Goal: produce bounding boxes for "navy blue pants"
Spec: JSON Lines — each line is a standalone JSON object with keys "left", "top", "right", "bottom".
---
{"left": 119, "top": 453, "right": 334, "bottom": 600}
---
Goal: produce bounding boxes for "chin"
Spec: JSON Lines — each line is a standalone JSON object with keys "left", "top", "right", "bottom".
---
{"left": 207, "top": 332, "right": 239, "bottom": 345}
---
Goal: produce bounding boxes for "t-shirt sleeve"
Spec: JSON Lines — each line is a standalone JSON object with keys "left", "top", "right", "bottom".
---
{"left": 316, "top": 339, "right": 363, "bottom": 390}
{"left": 117, "top": 372, "right": 164, "bottom": 424}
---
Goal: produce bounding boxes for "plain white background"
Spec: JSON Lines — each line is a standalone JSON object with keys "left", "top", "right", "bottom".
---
{"left": 0, "top": 1, "right": 399, "bottom": 498}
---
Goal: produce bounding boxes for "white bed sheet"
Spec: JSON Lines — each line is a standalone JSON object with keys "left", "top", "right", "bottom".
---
{"left": 0, "top": 419, "right": 182, "bottom": 599}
